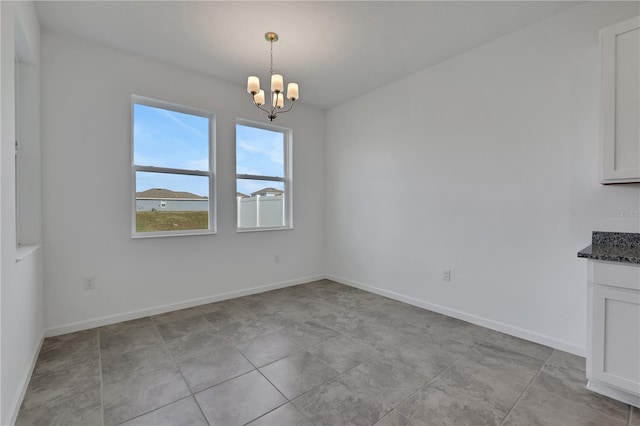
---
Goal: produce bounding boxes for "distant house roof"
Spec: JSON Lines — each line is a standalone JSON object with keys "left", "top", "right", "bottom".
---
{"left": 236, "top": 192, "right": 249, "bottom": 198}
{"left": 251, "top": 187, "right": 284, "bottom": 196}
{"left": 136, "top": 188, "right": 207, "bottom": 200}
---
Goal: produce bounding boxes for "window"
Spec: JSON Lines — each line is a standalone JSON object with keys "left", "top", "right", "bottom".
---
{"left": 236, "top": 120, "right": 292, "bottom": 231}
{"left": 132, "top": 96, "right": 215, "bottom": 237}
{"left": 15, "top": 58, "right": 20, "bottom": 246}
{"left": 15, "top": 26, "right": 42, "bottom": 259}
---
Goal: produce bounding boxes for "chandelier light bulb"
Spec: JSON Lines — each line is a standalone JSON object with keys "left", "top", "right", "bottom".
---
{"left": 271, "top": 74, "right": 284, "bottom": 93}
{"left": 287, "top": 83, "right": 299, "bottom": 101}
{"left": 254, "top": 90, "right": 265, "bottom": 106}
{"left": 247, "top": 76, "right": 260, "bottom": 94}
{"left": 272, "top": 92, "right": 284, "bottom": 108}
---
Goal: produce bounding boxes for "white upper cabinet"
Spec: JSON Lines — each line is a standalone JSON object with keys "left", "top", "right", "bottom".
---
{"left": 600, "top": 17, "right": 640, "bottom": 184}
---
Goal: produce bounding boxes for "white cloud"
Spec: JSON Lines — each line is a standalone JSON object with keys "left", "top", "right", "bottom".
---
{"left": 159, "top": 109, "right": 207, "bottom": 140}
{"left": 237, "top": 137, "right": 284, "bottom": 166}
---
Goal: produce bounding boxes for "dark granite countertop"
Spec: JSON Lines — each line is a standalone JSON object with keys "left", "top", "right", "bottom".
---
{"left": 578, "top": 231, "right": 640, "bottom": 265}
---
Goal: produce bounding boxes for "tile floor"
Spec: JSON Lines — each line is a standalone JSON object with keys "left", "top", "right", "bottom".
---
{"left": 16, "top": 280, "right": 639, "bottom": 426}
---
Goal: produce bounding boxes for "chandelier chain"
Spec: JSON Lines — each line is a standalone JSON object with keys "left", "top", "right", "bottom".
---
{"left": 269, "top": 39, "right": 274, "bottom": 76}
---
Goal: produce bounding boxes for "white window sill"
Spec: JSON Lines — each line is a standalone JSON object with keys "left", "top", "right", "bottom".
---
{"left": 132, "top": 230, "right": 217, "bottom": 239}
{"left": 237, "top": 226, "right": 293, "bottom": 233}
{"left": 16, "top": 244, "right": 41, "bottom": 262}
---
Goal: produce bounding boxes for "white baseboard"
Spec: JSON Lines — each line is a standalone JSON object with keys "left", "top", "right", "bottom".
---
{"left": 587, "top": 379, "right": 640, "bottom": 408}
{"left": 44, "top": 275, "right": 324, "bottom": 337}
{"left": 7, "top": 332, "right": 45, "bottom": 426}
{"left": 43, "top": 272, "right": 585, "bottom": 357}
{"left": 325, "top": 274, "right": 585, "bottom": 357}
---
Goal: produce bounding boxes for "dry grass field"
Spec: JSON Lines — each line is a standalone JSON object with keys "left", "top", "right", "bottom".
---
{"left": 136, "top": 211, "right": 208, "bottom": 232}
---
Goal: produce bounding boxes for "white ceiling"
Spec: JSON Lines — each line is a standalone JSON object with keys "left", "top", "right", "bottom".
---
{"left": 35, "top": 1, "right": 579, "bottom": 110}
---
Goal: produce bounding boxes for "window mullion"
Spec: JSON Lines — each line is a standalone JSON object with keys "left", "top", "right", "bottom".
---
{"left": 236, "top": 174, "right": 285, "bottom": 182}
{"left": 135, "top": 165, "right": 210, "bottom": 177}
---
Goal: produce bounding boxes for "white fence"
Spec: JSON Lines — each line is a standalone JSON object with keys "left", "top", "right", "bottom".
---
{"left": 238, "top": 195, "right": 285, "bottom": 228}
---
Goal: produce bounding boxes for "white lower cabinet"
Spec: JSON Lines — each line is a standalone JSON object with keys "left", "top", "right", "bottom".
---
{"left": 587, "top": 260, "right": 640, "bottom": 407}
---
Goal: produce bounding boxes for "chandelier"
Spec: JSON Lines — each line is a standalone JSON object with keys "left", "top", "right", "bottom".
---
{"left": 247, "top": 32, "right": 299, "bottom": 121}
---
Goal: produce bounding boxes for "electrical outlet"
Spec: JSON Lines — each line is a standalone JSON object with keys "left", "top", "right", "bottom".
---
{"left": 443, "top": 269, "right": 451, "bottom": 282}
{"left": 83, "top": 277, "right": 96, "bottom": 290}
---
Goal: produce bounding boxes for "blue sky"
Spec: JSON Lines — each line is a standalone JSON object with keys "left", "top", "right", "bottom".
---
{"left": 235, "top": 124, "right": 284, "bottom": 196}
{"left": 134, "top": 104, "right": 284, "bottom": 197}
{"left": 134, "top": 104, "right": 210, "bottom": 196}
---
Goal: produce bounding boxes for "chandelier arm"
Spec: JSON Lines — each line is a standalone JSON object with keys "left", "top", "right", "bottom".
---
{"left": 251, "top": 95, "right": 281, "bottom": 121}
{"left": 276, "top": 100, "right": 295, "bottom": 115}
{"left": 251, "top": 97, "right": 273, "bottom": 115}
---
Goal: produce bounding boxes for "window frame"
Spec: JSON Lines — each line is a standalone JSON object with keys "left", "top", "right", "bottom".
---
{"left": 236, "top": 118, "right": 293, "bottom": 232}
{"left": 15, "top": 57, "right": 20, "bottom": 248}
{"left": 131, "top": 95, "right": 216, "bottom": 238}
{"left": 14, "top": 21, "right": 44, "bottom": 261}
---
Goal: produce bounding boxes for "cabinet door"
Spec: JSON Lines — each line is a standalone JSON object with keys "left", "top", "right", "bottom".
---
{"left": 591, "top": 284, "right": 640, "bottom": 394}
{"left": 600, "top": 16, "right": 640, "bottom": 184}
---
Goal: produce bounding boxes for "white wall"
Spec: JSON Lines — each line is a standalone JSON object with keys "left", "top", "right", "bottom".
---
{"left": 325, "top": 2, "right": 640, "bottom": 355}
{"left": 0, "top": 1, "right": 43, "bottom": 424}
{"left": 41, "top": 31, "right": 326, "bottom": 333}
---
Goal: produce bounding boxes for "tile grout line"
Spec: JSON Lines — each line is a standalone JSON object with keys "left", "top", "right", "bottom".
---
{"left": 500, "top": 346, "right": 631, "bottom": 426}
{"left": 498, "top": 347, "right": 555, "bottom": 426}
{"left": 283, "top": 308, "right": 494, "bottom": 425}
{"left": 246, "top": 382, "right": 290, "bottom": 425}
{"left": 98, "top": 329, "right": 105, "bottom": 426}
{"left": 376, "top": 330, "right": 497, "bottom": 425}
{"left": 237, "top": 300, "right": 332, "bottom": 422}
{"left": 242, "top": 341, "right": 325, "bottom": 426}
{"left": 20, "top": 287, "right": 571, "bottom": 426}
{"left": 237, "top": 351, "right": 293, "bottom": 426}
{"left": 520, "top": 347, "right": 632, "bottom": 426}
{"left": 121, "top": 290, "right": 472, "bottom": 425}
{"left": 156, "top": 337, "right": 294, "bottom": 425}
{"left": 238, "top": 350, "right": 283, "bottom": 398}
{"left": 92, "top": 288, "right": 564, "bottom": 426}
{"left": 113, "top": 395, "right": 197, "bottom": 426}
{"left": 236, "top": 328, "right": 306, "bottom": 370}
{"left": 32, "top": 285, "right": 498, "bottom": 426}
{"left": 157, "top": 322, "right": 212, "bottom": 425}
{"left": 110, "top": 319, "right": 211, "bottom": 425}
{"left": 243, "top": 327, "right": 387, "bottom": 426}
